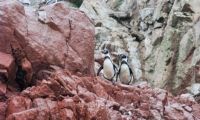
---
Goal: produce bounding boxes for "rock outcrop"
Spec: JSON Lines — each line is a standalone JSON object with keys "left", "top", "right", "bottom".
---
{"left": 0, "top": 0, "right": 96, "bottom": 117}
{"left": 0, "top": 0, "right": 200, "bottom": 120}
{"left": 142, "top": 0, "right": 200, "bottom": 95}
{"left": 0, "top": 0, "right": 95, "bottom": 89}
{"left": 80, "top": 0, "right": 142, "bottom": 84}
{"left": 80, "top": 0, "right": 200, "bottom": 95}
{"left": 4, "top": 69, "right": 200, "bottom": 120}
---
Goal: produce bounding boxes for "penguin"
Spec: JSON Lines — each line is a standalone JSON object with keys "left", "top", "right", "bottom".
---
{"left": 116, "top": 54, "right": 134, "bottom": 85}
{"left": 97, "top": 49, "right": 118, "bottom": 84}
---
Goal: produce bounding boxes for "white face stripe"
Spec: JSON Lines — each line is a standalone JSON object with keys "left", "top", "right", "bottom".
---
{"left": 121, "top": 58, "right": 128, "bottom": 62}
{"left": 102, "top": 52, "right": 111, "bottom": 58}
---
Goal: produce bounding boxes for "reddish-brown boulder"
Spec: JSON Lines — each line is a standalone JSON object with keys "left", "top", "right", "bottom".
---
{"left": 94, "top": 51, "right": 104, "bottom": 65}
{"left": 0, "top": 0, "right": 95, "bottom": 80}
{"left": 31, "top": 3, "right": 95, "bottom": 76}
{"left": 0, "top": 52, "right": 16, "bottom": 82}
{"left": 6, "top": 96, "right": 31, "bottom": 117}
{"left": 4, "top": 69, "right": 200, "bottom": 120}
{"left": 0, "top": 102, "right": 7, "bottom": 120}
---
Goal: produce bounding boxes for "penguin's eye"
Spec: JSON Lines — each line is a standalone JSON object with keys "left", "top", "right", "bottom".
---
{"left": 105, "top": 50, "right": 108, "bottom": 54}
{"left": 121, "top": 55, "right": 126, "bottom": 59}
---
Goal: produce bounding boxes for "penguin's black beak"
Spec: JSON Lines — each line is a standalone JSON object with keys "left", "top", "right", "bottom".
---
{"left": 101, "top": 49, "right": 109, "bottom": 54}
{"left": 118, "top": 54, "right": 126, "bottom": 59}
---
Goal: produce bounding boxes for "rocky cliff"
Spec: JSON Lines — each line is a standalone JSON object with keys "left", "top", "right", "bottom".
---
{"left": 79, "top": 0, "right": 200, "bottom": 95}
{"left": 0, "top": 0, "right": 200, "bottom": 119}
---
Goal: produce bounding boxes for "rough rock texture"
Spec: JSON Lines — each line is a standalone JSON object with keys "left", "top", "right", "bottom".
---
{"left": 1, "top": 0, "right": 200, "bottom": 120}
{"left": 4, "top": 69, "right": 200, "bottom": 120}
{"left": 80, "top": 0, "right": 200, "bottom": 95}
{"left": 0, "top": 0, "right": 95, "bottom": 81}
{"left": 142, "top": 0, "right": 200, "bottom": 95}
{"left": 0, "top": 0, "right": 96, "bottom": 117}
{"left": 80, "top": 0, "right": 142, "bottom": 84}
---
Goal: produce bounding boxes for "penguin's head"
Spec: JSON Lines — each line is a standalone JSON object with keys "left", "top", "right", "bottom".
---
{"left": 101, "top": 49, "right": 109, "bottom": 54}
{"left": 119, "top": 54, "right": 128, "bottom": 62}
{"left": 101, "top": 49, "right": 110, "bottom": 57}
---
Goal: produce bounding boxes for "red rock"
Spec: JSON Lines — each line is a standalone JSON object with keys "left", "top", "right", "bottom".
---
{"left": 191, "top": 104, "right": 200, "bottom": 119}
{"left": 123, "top": 92, "right": 140, "bottom": 105}
{"left": 136, "top": 82, "right": 150, "bottom": 89}
{"left": 113, "top": 91, "right": 124, "bottom": 104}
{"left": 57, "top": 108, "right": 76, "bottom": 120}
{"left": 0, "top": 102, "right": 7, "bottom": 120}
{"left": 94, "top": 62, "right": 101, "bottom": 75}
{"left": 21, "top": 58, "right": 34, "bottom": 87}
{"left": 58, "top": 98, "right": 76, "bottom": 115}
{"left": 6, "top": 108, "right": 38, "bottom": 120}
{"left": 105, "top": 100, "right": 120, "bottom": 110}
{"left": 149, "top": 97, "right": 163, "bottom": 113}
{"left": 94, "top": 51, "right": 104, "bottom": 65}
{"left": 46, "top": 99, "right": 58, "bottom": 118}
{"left": 135, "top": 108, "right": 151, "bottom": 119}
{"left": 0, "top": 0, "right": 95, "bottom": 78}
{"left": 164, "top": 106, "right": 187, "bottom": 120}
{"left": 80, "top": 77, "right": 94, "bottom": 92}
{"left": 178, "top": 94, "right": 196, "bottom": 106}
{"left": 95, "top": 77, "right": 118, "bottom": 95}
{"left": 6, "top": 96, "right": 30, "bottom": 117}
{"left": 29, "top": 2, "right": 95, "bottom": 76}
{"left": 48, "top": 79, "right": 64, "bottom": 96}
{"left": 115, "top": 83, "right": 135, "bottom": 92}
{"left": 33, "top": 98, "right": 52, "bottom": 119}
{"left": 33, "top": 80, "right": 55, "bottom": 98}
{"left": 73, "top": 95, "right": 84, "bottom": 103}
{"left": 96, "top": 106, "right": 110, "bottom": 120}
{"left": 108, "top": 109, "right": 122, "bottom": 120}
{"left": 78, "top": 86, "right": 97, "bottom": 103}
{"left": 0, "top": 0, "right": 195, "bottom": 120}
{"left": 0, "top": 82, "right": 7, "bottom": 95}
{"left": 4, "top": 69, "right": 200, "bottom": 119}
{"left": 182, "top": 105, "right": 192, "bottom": 112}
{"left": 92, "top": 83, "right": 109, "bottom": 99}
{"left": 33, "top": 98, "right": 48, "bottom": 110}
{"left": 0, "top": 52, "right": 16, "bottom": 82}
{"left": 86, "top": 100, "right": 110, "bottom": 120}
{"left": 154, "top": 88, "right": 167, "bottom": 101}
{"left": 122, "top": 115, "right": 133, "bottom": 120}
{"left": 139, "top": 103, "right": 149, "bottom": 111}
{"left": 150, "top": 109, "right": 162, "bottom": 120}
{"left": 76, "top": 103, "right": 87, "bottom": 120}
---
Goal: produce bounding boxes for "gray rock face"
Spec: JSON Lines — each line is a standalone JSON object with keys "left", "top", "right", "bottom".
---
{"left": 144, "top": 0, "right": 200, "bottom": 95}
{"left": 81, "top": 0, "right": 200, "bottom": 95}
{"left": 80, "top": 0, "right": 143, "bottom": 84}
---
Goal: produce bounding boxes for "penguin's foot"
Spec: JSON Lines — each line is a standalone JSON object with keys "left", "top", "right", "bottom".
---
{"left": 112, "top": 80, "right": 115, "bottom": 85}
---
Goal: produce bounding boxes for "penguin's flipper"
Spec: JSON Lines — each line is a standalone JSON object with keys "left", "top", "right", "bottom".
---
{"left": 129, "top": 67, "right": 133, "bottom": 75}
{"left": 129, "top": 67, "right": 134, "bottom": 84}
{"left": 97, "top": 66, "right": 103, "bottom": 76}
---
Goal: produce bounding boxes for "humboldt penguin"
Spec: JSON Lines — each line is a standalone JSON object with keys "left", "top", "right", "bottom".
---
{"left": 97, "top": 49, "right": 118, "bottom": 84}
{"left": 116, "top": 54, "right": 133, "bottom": 85}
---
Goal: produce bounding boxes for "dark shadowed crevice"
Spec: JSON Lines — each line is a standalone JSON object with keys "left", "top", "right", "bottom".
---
{"left": 47, "top": 22, "right": 62, "bottom": 32}
{"left": 182, "top": 47, "right": 196, "bottom": 63}
{"left": 15, "top": 65, "right": 27, "bottom": 91}
{"left": 165, "top": 57, "right": 172, "bottom": 66}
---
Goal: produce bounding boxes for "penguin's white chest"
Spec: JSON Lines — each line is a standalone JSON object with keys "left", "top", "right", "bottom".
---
{"left": 103, "top": 59, "right": 115, "bottom": 79}
{"left": 119, "top": 64, "right": 132, "bottom": 84}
